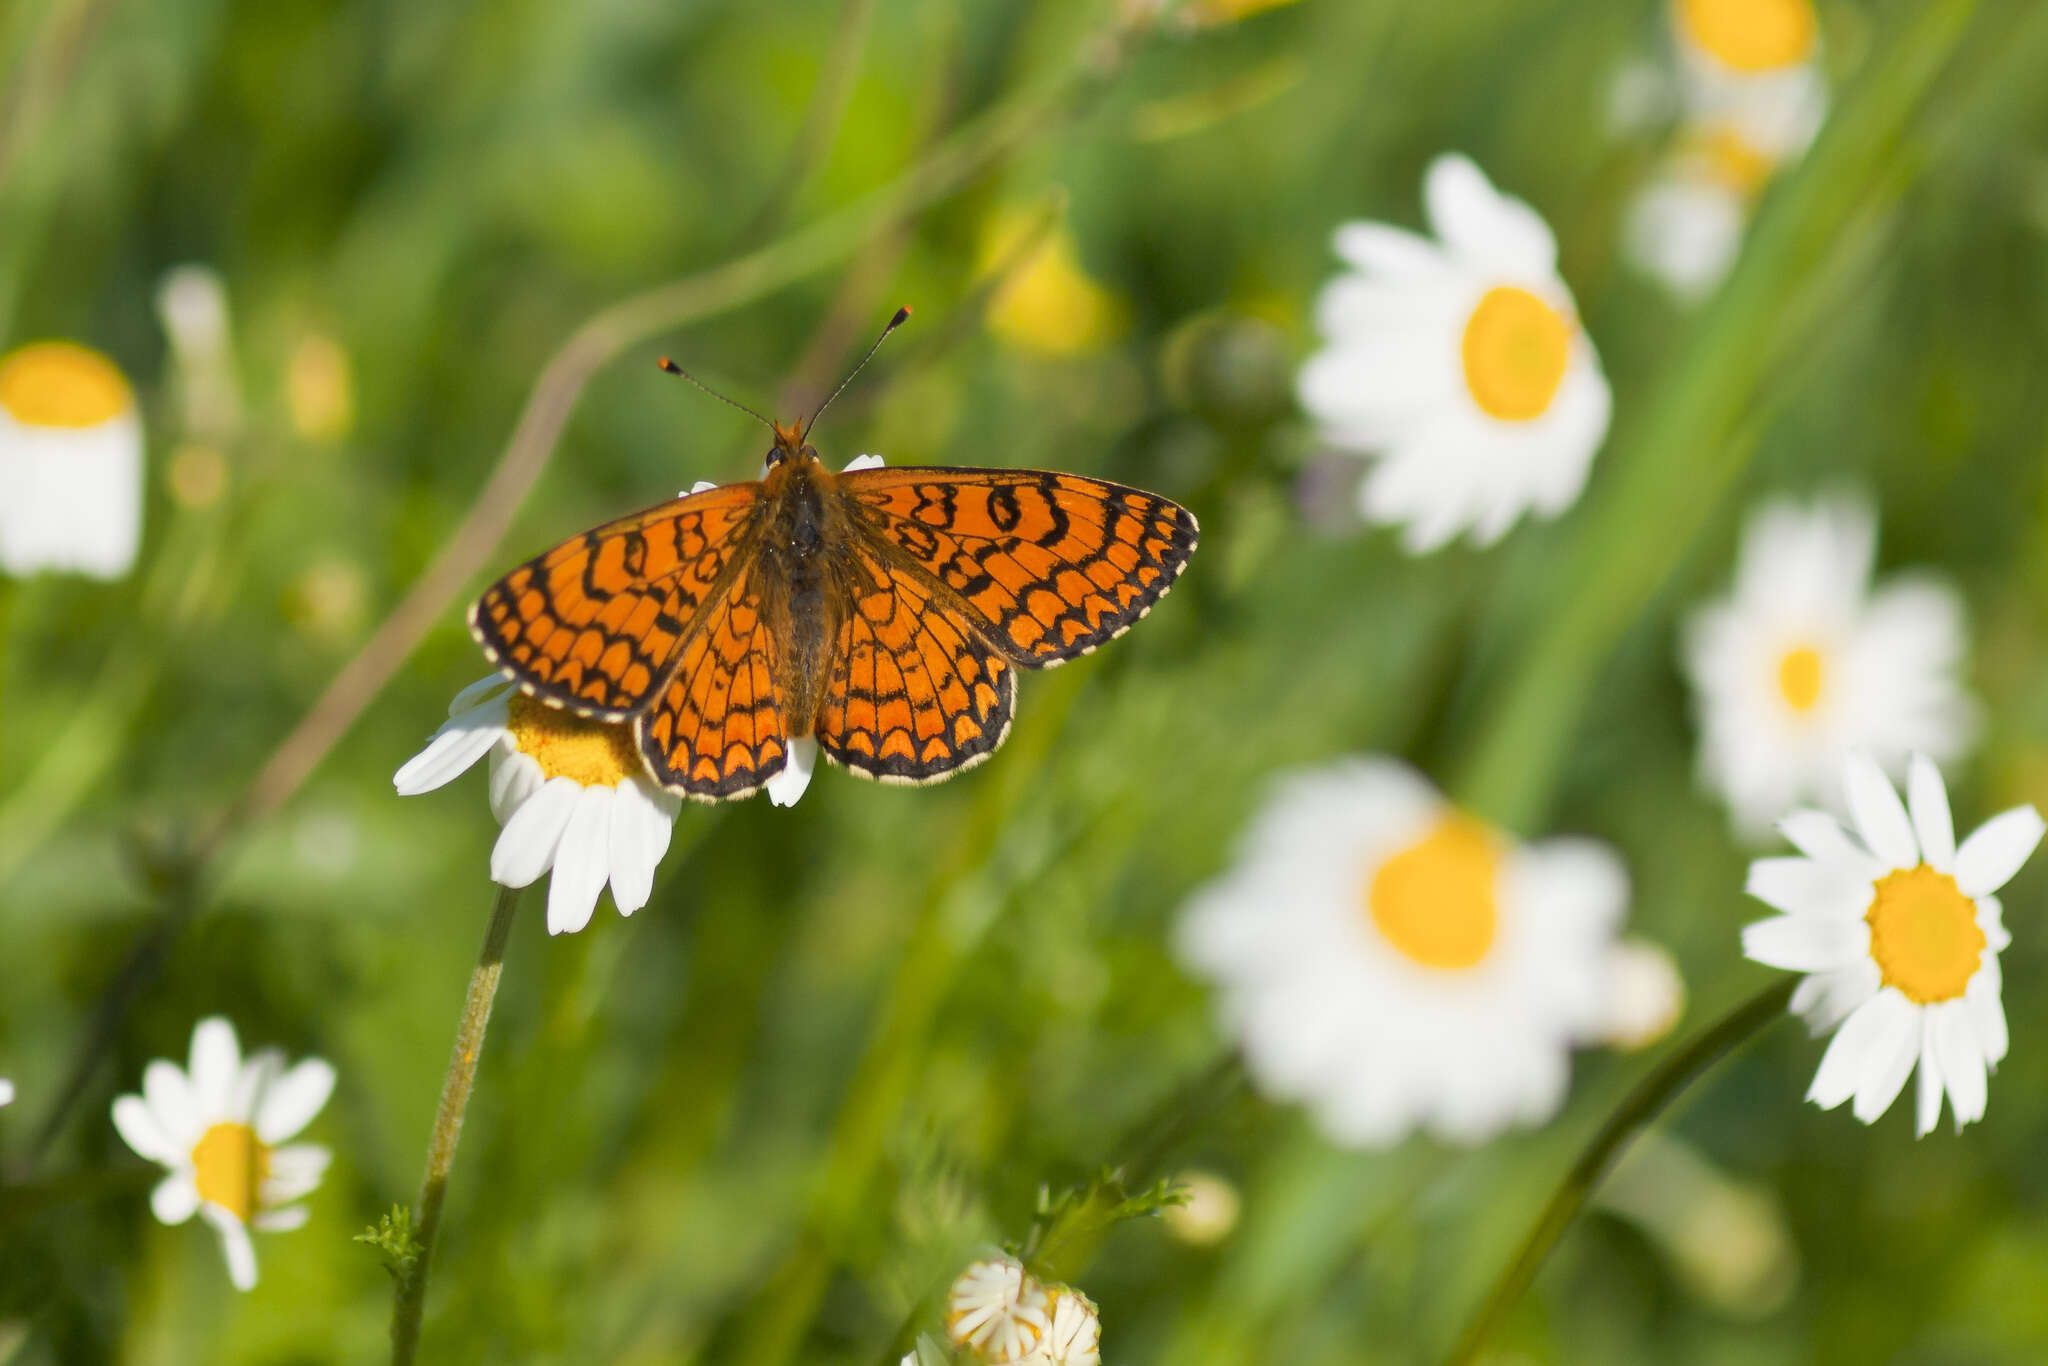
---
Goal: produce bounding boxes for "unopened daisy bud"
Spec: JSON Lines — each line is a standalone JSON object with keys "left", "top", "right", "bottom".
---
{"left": 1162, "top": 1169, "right": 1241, "bottom": 1247}
{"left": 946, "top": 1257, "right": 1051, "bottom": 1363}
{"left": 0, "top": 1077, "right": 14, "bottom": 1107}
{"left": 1039, "top": 1286, "right": 1102, "bottom": 1366}
{"left": 155, "top": 265, "right": 241, "bottom": 439}
{"left": 109, "top": 1017, "right": 334, "bottom": 1290}
{"left": 1598, "top": 938, "right": 1687, "bottom": 1051}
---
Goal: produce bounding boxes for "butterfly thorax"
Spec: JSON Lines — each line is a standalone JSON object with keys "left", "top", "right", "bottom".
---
{"left": 755, "top": 442, "right": 845, "bottom": 740}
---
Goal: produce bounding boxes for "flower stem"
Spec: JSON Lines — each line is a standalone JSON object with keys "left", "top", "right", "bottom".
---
{"left": 1441, "top": 979, "right": 1795, "bottom": 1366}
{"left": 390, "top": 884, "right": 521, "bottom": 1366}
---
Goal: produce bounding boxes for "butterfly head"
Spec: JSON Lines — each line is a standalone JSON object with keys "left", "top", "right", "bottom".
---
{"left": 764, "top": 418, "right": 817, "bottom": 472}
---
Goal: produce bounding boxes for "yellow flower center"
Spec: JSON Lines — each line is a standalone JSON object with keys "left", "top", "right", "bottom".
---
{"left": 1865, "top": 864, "right": 1984, "bottom": 1004}
{"left": 0, "top": 341, "right": 133, "bottom": 428}
{"left": 1698, "top": 125, "right": 1777, "bottom": 197}
{"left": 1366, "top": 814, "right": 1502, "bottom": 971}
{"left": 507, "top": 692, "right": 642, "bottom": 787}
{"left": 1776, "top": 644, "right": 1824, "bottom": 712}
{"left": 1677, "top": 0, "right": 1817, "bottom": 73}
{"left": 191, "top": 1122, "right": 271, "bottom": 1223}
{"left": 1461, "top": 286, "right": 1572, "bottom": 422}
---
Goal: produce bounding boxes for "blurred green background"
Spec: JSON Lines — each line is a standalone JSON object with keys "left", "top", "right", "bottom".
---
{"left": 5, "top": 0, "right": 2048, "bottom": 1361}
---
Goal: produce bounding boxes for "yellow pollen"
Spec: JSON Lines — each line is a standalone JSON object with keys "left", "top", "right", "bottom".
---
{"left": 507, "top": 692, "right": 642, "bottom": 787}
{"left": 190, "top": 1122, "right": 271, "bottom": 1224}
{"left": 1677, "top": 0, "right": 1817, "bottom": 73}
{"left": 1865, "top": 864, "right": 1984, "bottom": 1005}
{"left": 1777, "top": 644, "right": 1824, "bottom": 712}
{"left": 1461, "top": 286, "right": 1572, "bottom": 422}
{"left": 1366, "top": 814, "right": 1502, "bottom": 971}
{"left": 0, "top": 341, "right": 133, "bottom": 428}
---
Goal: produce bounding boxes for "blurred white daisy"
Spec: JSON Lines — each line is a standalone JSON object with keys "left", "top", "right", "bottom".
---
{"left": 109, "top": 1017, "right": 334, "bottom": 1291}
{"left": 0, "top": 340, "right": 144, "bottom": 579}
{"left": 1177, "top": 756, "right": 1631, "bottom": 1147}
{"left": 947, "top": 1257, "right": 1051, "bottom": 1363}
{"left": 1298, "top": 153, "right": 1611, "bottom": 553}
{"left": 394, "top": 676, "right": 683, "bottom": 936}
{"left": 1743, "top": 752, "right": 2040, "bottom": 1134}
{"left": 0, "top": 1077, "right": 13, "bottom": 1107}
{"left": 1625, "top": 124, "right": 1783, "bottom": 299}
{"left": 1682, "top": 493, "right": 1973, "bottom": 839}
{"left": 1670, "top": 0, "right": 1827, "bottom": 157}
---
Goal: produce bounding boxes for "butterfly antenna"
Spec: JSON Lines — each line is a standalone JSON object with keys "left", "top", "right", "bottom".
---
{"left": 657, "top": 357, "right": 775, "bottom": 431}
{"left": 807, "top": 306, "right": 912, "bottom": 435}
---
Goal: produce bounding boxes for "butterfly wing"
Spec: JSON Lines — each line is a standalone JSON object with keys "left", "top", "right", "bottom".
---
{"left": 812, "top": 546, "right": 1016, "bottom": 784}
{"left": 469, "top": 484, "right": 760, "bottom": 720}
{"left": 837, "top": 467, "right": 1198, "bottom": 667}
{"left": 636, "top": 563, "right": 793, "bottom": 800}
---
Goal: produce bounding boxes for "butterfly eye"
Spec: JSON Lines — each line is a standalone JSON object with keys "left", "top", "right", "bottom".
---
{"left": 764, "top": 447, "right": 786, "bottom": 469}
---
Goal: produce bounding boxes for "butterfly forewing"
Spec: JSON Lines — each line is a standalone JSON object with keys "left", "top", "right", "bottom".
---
{"left": 469, "top": 484, "right": 761, "bottom": 720}
{"left": 813, "top": 548, "right": 1016, "bottom": 784}
{"left": 838, "top": 468, "right": 1198, "bottom": 667}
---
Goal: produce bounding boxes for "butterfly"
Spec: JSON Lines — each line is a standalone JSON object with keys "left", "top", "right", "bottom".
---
{"left": 468, "top": 319, "right": 1199, "bottom": 802}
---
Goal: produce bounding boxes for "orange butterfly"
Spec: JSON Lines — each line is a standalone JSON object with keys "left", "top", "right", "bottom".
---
{"left": 468, "top": 315, "right": 1199, "bottom": 802}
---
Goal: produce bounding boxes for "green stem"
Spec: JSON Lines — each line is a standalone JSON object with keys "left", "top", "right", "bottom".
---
{"left": 390, "top": 885, "right": 522, "bottom": 1366}
{"left": 1441, "top": 980, "right": 1795, "bottom": 1366}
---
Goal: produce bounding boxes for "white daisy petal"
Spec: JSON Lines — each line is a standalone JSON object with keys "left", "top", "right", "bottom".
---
{"left": 113, "top": 1094, "right": 179, "bottom": 1163}
{"left": 1843, "top": 752, "right": 1918, "bottom": 870}
{"left": 1807, "top": 988, "right": 1907, "bottom": 1112}
{"left": 1744, "top": 856, "right": 1867, "bottom": 918}
{"left": 842, "top": 453, "right": 885, "bottom": 472}
{"left": 253, "top": 1205, "right": 311, "bottom": 1233}
{"left": 151, "top": 1174, "right": 202, "bottom": 1226}
{"left": 1914, "top": 1019, "right": 1944, "bottom": 1138}
{"left": 1905, "top": 754, "right": 1956, "bottom": 872}
{"left": 1331, "top": 222, "right": 1445, "bottom": 279}
{"left": 446, "top": 675, "right": 514, "bottom": 716}
{"left": 201, "top": 1205, "right": 260, "bottom": 1290}
{"left": 1775, "top": 809, "right": 1878, "bottom": 872}
{"left": 254, "top": 1058, "right": 336, "bottom": 1145}
{"left": 1849, "top": 992, "right": 1921, "bottom": 1125}
{"left": 262, "top": 1143, "right": 332, "bottom": 1204}
{"left": 1424, "top": 153, "right": 1557, "bottom": 277}
{"left": 1787, "top": 957, "right": 1881, "bottom": 1037}
{"left": 1951, "top": 805, "right": 2044, "bottom": 897}
{"left": 490, "top": 776, "right": 582, "bottom": 888}
{"left": 546, "top": 785, "right": 615, "bottom": 935}
{"left": 1740, "top": 914, "right": 1866, "bottom": 973}
{"left": 188, "top": 1018, "right": 242, "bottom": 1118}
{"left": 1967, "top": 972, "right": 2008, "bottom": 1067}
{"left": 1932, "top": 1000, "right": 1987, "bottom": 1129}
{"left": 488, "top": 750, "right": 545, "bottom": 825}
{"left": 141, "top": 1061, "right": 203, "bottom": 1149}
{"left": 605, "top": 778, "right": 672, "bottom": 915}
{"left": 393, "top": 701, "right": 510, "bottom": 795}
{"left": 767, "top": 736, "right": 817, "bottom": 807}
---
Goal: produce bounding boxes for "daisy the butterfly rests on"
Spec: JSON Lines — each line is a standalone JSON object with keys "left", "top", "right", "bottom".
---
{"left": 469, "top": 309, "right": 1199, "bottom": 802}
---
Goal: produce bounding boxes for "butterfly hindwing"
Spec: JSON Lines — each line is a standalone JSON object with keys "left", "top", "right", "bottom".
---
{"left": 636, "top": 564, "right": 792, "bottom": 800}
{"left": 469, "top": 484, "right": 759, "bottom": 720}
{"left": 838, "top": 468, "right": 1198, "bottom": 667}
{"left": 813, "top": 545, "right": 1015, "bottom": 784}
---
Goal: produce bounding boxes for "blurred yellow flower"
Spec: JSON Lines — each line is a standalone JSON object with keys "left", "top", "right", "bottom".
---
{"left": 980, "top": 209, "right": 1124, "bottom": 357}
{"left": 0, "top": 340, "right": 144, "bottom": 579}
{"left": 288, "top": 332, "right": 354, "bottom": 442}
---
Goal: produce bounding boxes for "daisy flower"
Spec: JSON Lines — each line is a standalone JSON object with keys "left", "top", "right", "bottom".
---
{"left": 109, "top": 1017, "right": 334, "bottom": 1291}
{"left": 1742, "top": 752, "right": 2040, "bottom": 1134}
{"left": 1682, "top": 493, "right": 1973, "bottom": 838}
{"left": 947, "top": 1257, "right": 1051, "bottom": 1364}
{"left": 1624, "top": 122, "right": 1784, "bottom": 299}
{"left": 394, "top": 675, "right": 686, "bottom": 936}
{"left": 0, "top": 340, "right": 144, "bottom": 579}
{"left": 1177, "top": 756, "right": 1631, "bottom": 1148}
{"left": 1298, "top": 153, "right": 1612, "bottom": 553}
{"left": 1670, "top": 0, "right": 1827, "bottom": 157}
